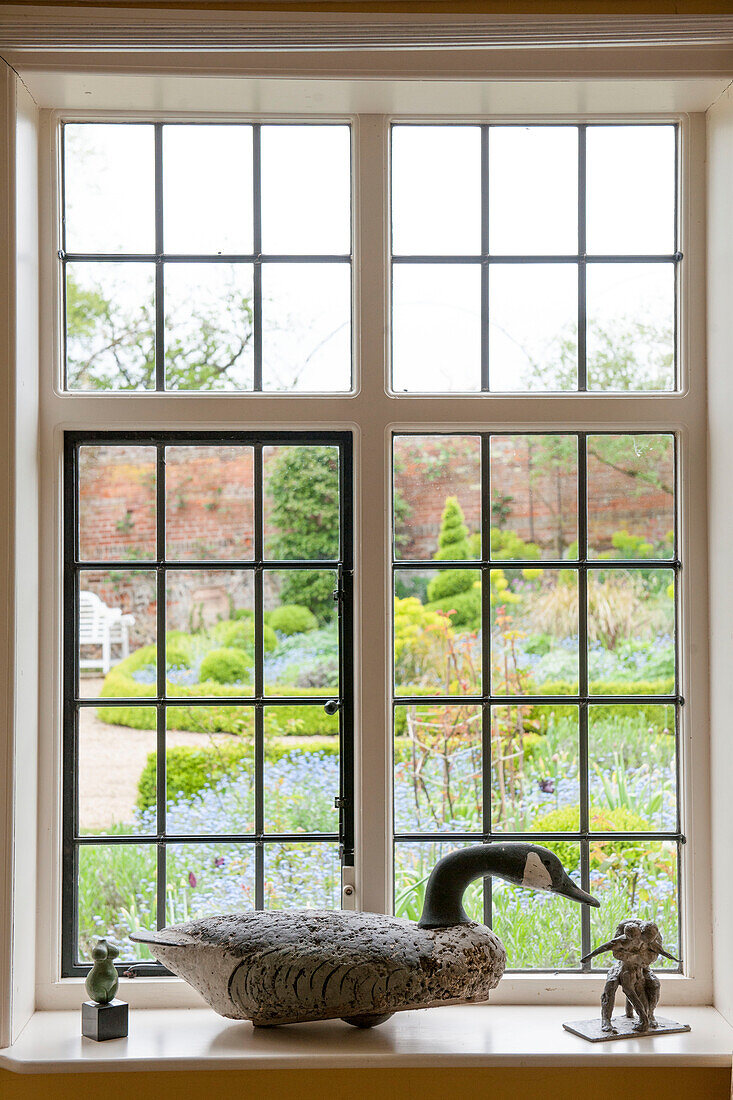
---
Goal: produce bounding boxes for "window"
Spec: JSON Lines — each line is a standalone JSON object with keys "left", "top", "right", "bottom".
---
{"left": 53, "top": 113, "right": 698, "bottom": 989}
{"left": 62, "top": 122, "right": 352, "bottom": 393}
{"left": 63, "top": 431, "right": 353, "bottom": 975}
{"left": 392, "top": 431, "right": 679, "bottom": 970}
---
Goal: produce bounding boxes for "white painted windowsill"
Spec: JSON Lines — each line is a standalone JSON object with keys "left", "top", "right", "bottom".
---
{"left": 1, "top": 1005, "right": 731, "bottom": 1074}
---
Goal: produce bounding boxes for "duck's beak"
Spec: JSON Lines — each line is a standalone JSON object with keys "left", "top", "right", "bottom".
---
{"left": 556, "top": 873, "right": 600, "bottom": 908}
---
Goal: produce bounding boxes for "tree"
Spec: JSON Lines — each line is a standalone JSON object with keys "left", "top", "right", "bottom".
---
{"left": 266, "top": 447, "right": 340, "bottom": 623}
{"left": 66, "top": 271, "right": 254, "bottom": 391}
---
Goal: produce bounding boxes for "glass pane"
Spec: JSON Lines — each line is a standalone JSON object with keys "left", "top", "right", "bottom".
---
{"left": 586, "top": 125, "right": 676, "bottom": 256}
{"left": 393, "top": 435, "right": 481, "bottom": 561}
{"left": 264, "top": 570, "right": 338, "bottom": 695}
{"left": 264, "top": 706, "right": 340, "bottom": 834}
{"left": 261, "top": 125, "right": 350, "bottom": 255}
{"left": 393, "top": 264, "right": 481, "bottom": 393}
{"left": 586, "top": 263, "right": 675, "bottom": 391}
{"left": 588, "top": 704, "right": 677, "bottom": 834}
{"left": 489, "top": 263, "right": 577, "bottom": 392}
{"left": 263, "top": 444, "right": 340, "bottom": 562}
{"left": 79, "top": 445, "right": 156, "bottom": 562}
{"left": 491, "top": 568, "right": 578, "bottom": 695}
{"left": 165, "top": 445, "right": 255, "bottom": 561}
{"left": 589, "top": 841, "right": 679, "bottom": 969}
{"left": 489, "top": 126, "right": 578, "bottom": 255}
{"left": 166, "top": 844, "right": 255, "bottom": 922}
{"left": 165, "top": 570, "right": 255, "bottom": 697}
{"left": 261, "top": 263, "right": 351, "bottom": 392}
{"left": 78, "top": 843, "right": 157, "bottom": 964}
{"left": 66, "top": 263, "right": 155, "bottom": 391}
{"left": 164, "top": 706, "right": 255, "bottom": 836}
{"left": 64, "top": 124, "right": 155, "bottom": 255}
{"left": 490, "top": 436, "right": 578, "bottom": 561}
{"left": 587, "top": 569, "right": 675, "bottom": 694}
{"left": 587, "top": 434, "right": 675, "bottom": 560}
{"left": 394, "top": 841, "right": 483, "bottom": 923}
{"left": 78, "top": 706, "right": 157, "bottom": 836}
{"left": 163, "top": 125, "right": 253, "bottom": 255}
{"left": 493, "top": 841, "right": 582, "bottom": 969}
{"left": 264, "top": 842, "right": 341, "bottom": 909}
{"left": 78, "top": 570, "right": 156, "bottom": 699}
{"left": 491, "top": 705, "right": 579, "bottom": 833}
{"left": 391, "top": 125, "right": 481, "bottom": 255}
{"left": 164, "top": 264, "right": 254, "bottom": 391}
{"left": 394, "top": 704, "right": 482, "bottom": 833}
{"left": 394, "top": 570, "right": 482, "bottom": 697}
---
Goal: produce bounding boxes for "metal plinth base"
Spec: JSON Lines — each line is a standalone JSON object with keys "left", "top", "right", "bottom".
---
{"left": 563, "top": 1015, "right": 691, "bottom": 1043}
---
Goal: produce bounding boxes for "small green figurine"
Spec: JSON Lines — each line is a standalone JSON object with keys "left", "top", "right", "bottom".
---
{"left": 85, "top": 939, "right": 120, "bottom": 1004}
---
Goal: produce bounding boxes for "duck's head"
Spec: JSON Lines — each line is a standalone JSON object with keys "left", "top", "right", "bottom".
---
{"left": 418, "top": 842, "right": 599, "bottom": 929}
{"left": 493, "top": 843, "right": 600, "bottom": 907}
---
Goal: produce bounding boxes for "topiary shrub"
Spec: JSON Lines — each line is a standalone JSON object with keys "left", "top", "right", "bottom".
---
{"left": 268, "top": 604, "right": 318, "bottom": 636}
{"left": 426, "top": 497, "right": 479, "bottom": 603}
{"left": 199, "top": 647, "right": 252, "bottom": 685}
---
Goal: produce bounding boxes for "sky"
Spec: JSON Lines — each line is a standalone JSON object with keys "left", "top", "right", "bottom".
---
{"left": 63, "top": 121, "right": 676, "bottom": 394}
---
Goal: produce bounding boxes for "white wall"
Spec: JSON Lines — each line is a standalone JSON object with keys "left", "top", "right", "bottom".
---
{"left": 707, "top": 84, "right": 733, "bottom": 1026}
{"left": 0, "top": 62, "right": 39, "bottom": 1048}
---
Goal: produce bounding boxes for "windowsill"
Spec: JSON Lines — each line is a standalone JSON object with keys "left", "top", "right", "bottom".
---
{"left": 1, "top": 1005, "right": 731, "bottom": 1074}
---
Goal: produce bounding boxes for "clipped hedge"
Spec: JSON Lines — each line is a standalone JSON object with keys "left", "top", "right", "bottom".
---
{"left": 137, "top": 737, "right": 340, "bottom": 811}
{"left": 98, "top": 693, "right": 339, "bottom": 737}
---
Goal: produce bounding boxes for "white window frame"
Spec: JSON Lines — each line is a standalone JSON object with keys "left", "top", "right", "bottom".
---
{"left": 3, "top": 23, "right": 730, "bottom": 1043}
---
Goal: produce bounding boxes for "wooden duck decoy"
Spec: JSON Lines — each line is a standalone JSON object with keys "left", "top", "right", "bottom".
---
{"left": 131, "top": 842, "right": 599, "bottom": 1028}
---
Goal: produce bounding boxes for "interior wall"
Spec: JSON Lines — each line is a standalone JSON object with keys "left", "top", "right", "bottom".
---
{"left": 707, "top": 82, "right": 733, "bottom": 1028}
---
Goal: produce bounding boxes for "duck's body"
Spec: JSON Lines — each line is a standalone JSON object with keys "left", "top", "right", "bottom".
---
{"left": 138, "top": 908, "right": 506, "bottom": 1026}
{"left": 132, "top": 843, "right": 598, "bottom": 1028}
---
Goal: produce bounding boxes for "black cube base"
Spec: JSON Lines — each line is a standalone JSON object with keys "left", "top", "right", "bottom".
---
{"left": 81, "top": 999, "right": 128, "bottom": 1041}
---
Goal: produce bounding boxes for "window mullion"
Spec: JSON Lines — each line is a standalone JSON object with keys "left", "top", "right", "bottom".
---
{"left": 353, "top": 114, "right": 391, "bottom": 914}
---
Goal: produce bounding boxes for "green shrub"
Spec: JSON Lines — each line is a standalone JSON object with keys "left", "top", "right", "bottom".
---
{"left": 208, "top": 618, "right": 277, "bottom": 654}
{"left": 231, "top": 607, "right": 253, "bottom": 622}
{"left": 137, "top": 740, "right": 251, "bottom": 810}
{"left": 137, "top": 737, "right": 341, "bottom": 811}
{"left": 490, "top": 528, "right": 541, "bottom": 560}
{"left": 199, "top": 647, "right": 252, "bottom": 685}
{"left": 269, "top": 604, "right": 318, "bottom": 636}
{"left": 425, "top": 587, "right": 481, "bottom": 629}
{"left": 530, "top": 805, "right": 653, "bottom": 874}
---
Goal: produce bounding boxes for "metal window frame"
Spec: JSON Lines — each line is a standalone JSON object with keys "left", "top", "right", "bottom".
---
{"left": 390, "top": 121, "right": 681, "bottom": 395}
{"left": 61, "top": 428, "right": 354, "bottom": 977}
{"left": 391, "top": 428, "right": 683, "bottom": 972}
{"left": 60, "top": 120, "right": 354, "bottom": 395}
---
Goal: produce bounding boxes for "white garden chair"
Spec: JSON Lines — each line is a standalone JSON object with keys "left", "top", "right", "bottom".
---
{"left": 78, "top": 590, "right": 135, "bottom": 674}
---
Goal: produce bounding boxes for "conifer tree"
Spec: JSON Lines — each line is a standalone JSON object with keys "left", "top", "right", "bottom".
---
{"left": 426, "top": 497, "right": 479, "bottom": 602}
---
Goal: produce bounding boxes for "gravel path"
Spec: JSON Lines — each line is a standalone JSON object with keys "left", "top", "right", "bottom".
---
{"left": 79, "top": 678, "right": 231, "bottom": 831}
